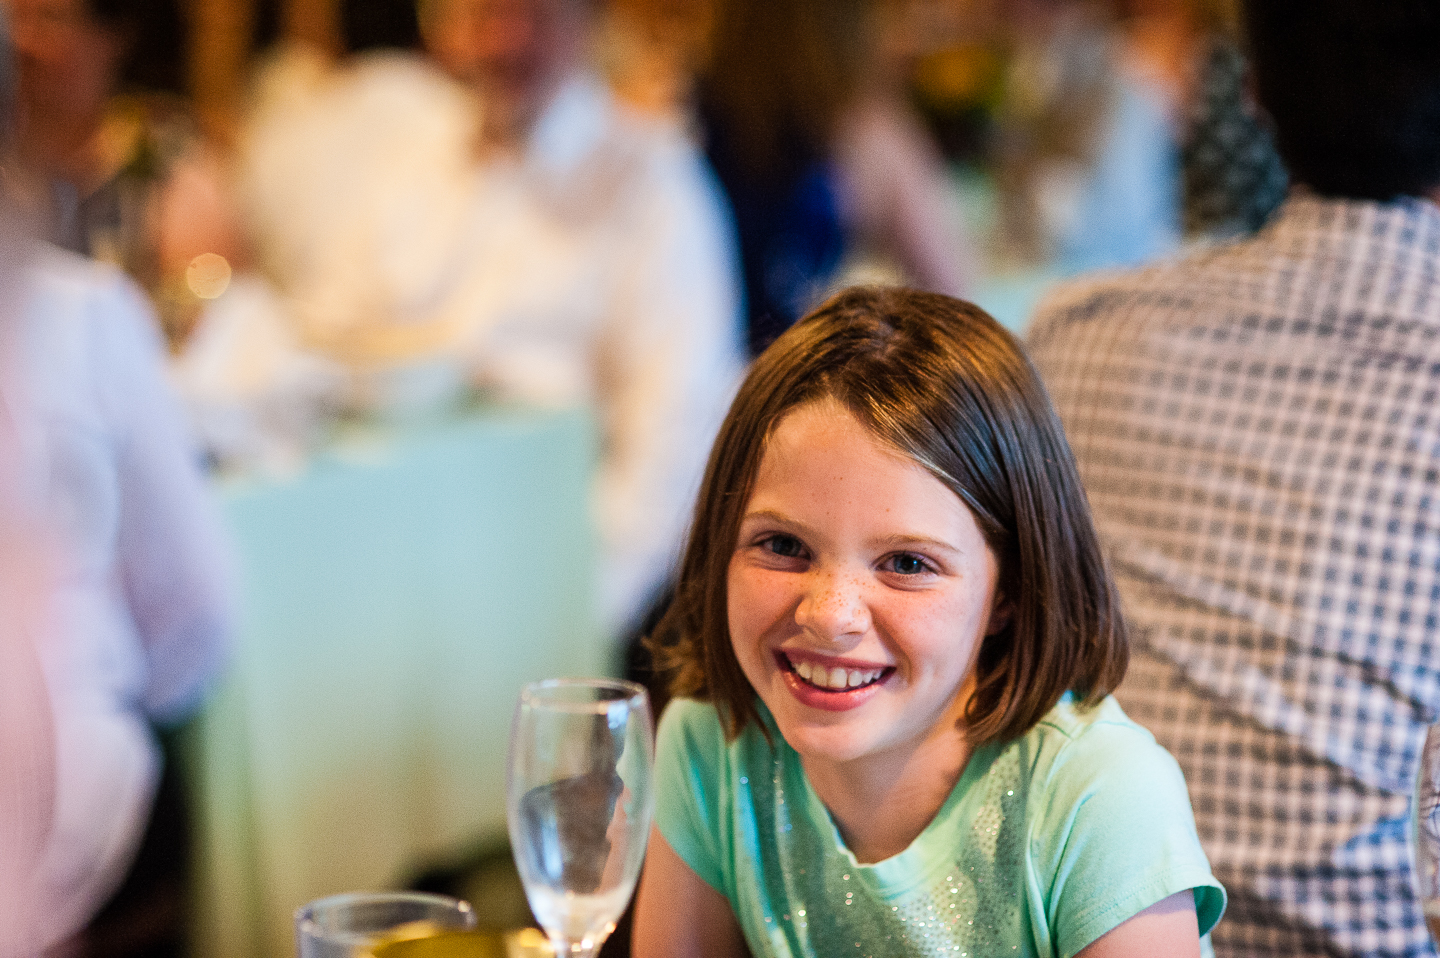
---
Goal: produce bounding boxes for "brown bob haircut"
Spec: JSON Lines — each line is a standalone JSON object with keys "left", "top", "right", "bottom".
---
{"left": 653, "top": 286, "right": 1127, "bottom": 746}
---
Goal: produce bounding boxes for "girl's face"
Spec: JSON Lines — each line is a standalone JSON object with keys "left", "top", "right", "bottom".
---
{"left": 727, "top": 398, "right": 1008, "bottom": 774}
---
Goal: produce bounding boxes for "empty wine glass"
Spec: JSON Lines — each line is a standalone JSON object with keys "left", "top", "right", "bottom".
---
{"left": 1415, "top": 722, "right": 1440, "bottom": 943}
{"left": 507, "top": 678, "right": 655, "bottom": 958}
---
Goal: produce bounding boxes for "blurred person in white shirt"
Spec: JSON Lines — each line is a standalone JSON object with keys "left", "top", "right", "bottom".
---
{"left": 0, "top": 6, "right": 235, "bottom": 949}
{"left": 230, "top": 0, "right": 744, "bottom": 643}
{"left": 0, "top": 217, "right": 58, "bottom": 958}
{"left": 16, "top": 243, "right": 235, "bottom": 955}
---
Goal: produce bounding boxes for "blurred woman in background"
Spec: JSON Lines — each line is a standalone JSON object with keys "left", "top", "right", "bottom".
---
{"left": 698, "top": 0, "right": 974, "bottom": 355}
{"left": 990, "top": 0, "right": 1282, "bottom": 265}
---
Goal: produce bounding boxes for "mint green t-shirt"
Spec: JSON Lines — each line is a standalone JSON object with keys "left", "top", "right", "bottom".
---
{"left": 655, "top": 693, "right": 1225, "bottom": 958}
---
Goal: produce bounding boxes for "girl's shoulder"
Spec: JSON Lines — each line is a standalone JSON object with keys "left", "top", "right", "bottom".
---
{"left": 656, "top": 697, "right": 790, "bottom": 794}
{"left": 1009, "top": 694, "right": 1227, "bottom": 945}
{"left": 1032, "top": 691, "right": 1160, "bottom": 748}
{"left": 657, "top": 696, "right": 726, "bottom": 750}
{"left": 659, "top": 695, "right": 779, "bottom": 743}
{"left": 658, "top": 695, "right": 724, "bottom": 731}
{"left": 656, "top": 696, "right": 764, "bottom": 763}
{"left": 1019, "top": 692, "right": 1184, "bottom": 801}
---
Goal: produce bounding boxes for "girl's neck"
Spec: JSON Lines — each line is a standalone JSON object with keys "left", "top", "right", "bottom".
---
{"left": 800, "top": 719, "right": 974, "bottom": 864}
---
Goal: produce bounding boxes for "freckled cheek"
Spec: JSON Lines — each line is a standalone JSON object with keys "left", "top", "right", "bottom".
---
{"left": 888, "top": 594, "right": 993, "bottom": 678}
{"left": 726, "top": 565, "right": 793, "bottom": 652}
{"left": 726, "top": 568, "right": 769, "bottom": 687}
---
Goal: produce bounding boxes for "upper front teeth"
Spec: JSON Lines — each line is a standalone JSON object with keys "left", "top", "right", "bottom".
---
{"left": 793, "top": 659, "right": 883, "bottom": 690}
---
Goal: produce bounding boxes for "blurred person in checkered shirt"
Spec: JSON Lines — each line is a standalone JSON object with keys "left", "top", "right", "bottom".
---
{"left": 1027, "top": 0, "right": 1440, "bottom": 955}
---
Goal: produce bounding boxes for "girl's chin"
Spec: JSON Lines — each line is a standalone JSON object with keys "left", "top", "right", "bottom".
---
{"left": 769, "top": 717, "right": 890, "bottom": 770}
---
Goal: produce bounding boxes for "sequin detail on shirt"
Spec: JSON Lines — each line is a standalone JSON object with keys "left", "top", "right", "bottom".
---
{"left": 745, "top": 745, "right": 1026, "bottom": 957}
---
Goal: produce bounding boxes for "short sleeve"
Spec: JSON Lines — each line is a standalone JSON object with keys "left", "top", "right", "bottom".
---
{"left": 1031, "top": 716, "right": 1226, "bottom": 957}
{"left": 654, "top": 698, "right": 731, "bottom": 896}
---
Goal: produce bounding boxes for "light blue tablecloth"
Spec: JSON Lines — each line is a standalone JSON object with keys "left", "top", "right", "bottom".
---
{"left": 185, "top": 404, "right": 607, "bottom": 958}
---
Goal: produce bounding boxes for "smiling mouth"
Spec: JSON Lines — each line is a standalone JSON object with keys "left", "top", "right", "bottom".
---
{"left": 782, "top": 654, "right": 893, "bottom": 692}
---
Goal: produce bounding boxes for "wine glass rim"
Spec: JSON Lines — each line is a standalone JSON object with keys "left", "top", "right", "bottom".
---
{"left": 294, "top": 890, "right": 474, "bottom": 928}
{"left": 520, "top": 677, "right": 649, "bottom": 711}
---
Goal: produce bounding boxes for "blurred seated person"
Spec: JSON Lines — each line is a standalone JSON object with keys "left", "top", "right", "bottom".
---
{"left": 1028, "top": 0, "right": 1440, "bottom": 950}
{"left": 217, "top": 0, "right": 743, "bottom": 641}
{"left": 595, "top": 0, "right": 713, "bottom": 118}
{"left": 8, "top": 253, "right": 235, "bottom": 956}
{"left": 12, "top": 251, "right": 235, "bottom": 957}
{"left": 0, "top": 87, "right": 233, "bottom": 958}
{"left": 0, "top": 14, "right": 235, "bottom": 951}
{"left": 698, "top": 0, "right": 974, "bottom": 355}
{"left": 1114, "top": 0, "right": 1288, "bottom": 242}
{"left": 5, "top": 0, "right": 242, "bottom": 347}
{"left": 992, "top": 0, "right": 1181, "bottom": 274}
{"left": 0, "top": 224, "right": 58, "bottom": 958}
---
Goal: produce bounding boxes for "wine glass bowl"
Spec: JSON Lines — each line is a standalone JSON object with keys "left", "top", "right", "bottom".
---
{"left": 1415, "top": 723, "right": 1440, "bottom": 943}
{"left": 507, "top": 679, "right": 655, "bottom": 958}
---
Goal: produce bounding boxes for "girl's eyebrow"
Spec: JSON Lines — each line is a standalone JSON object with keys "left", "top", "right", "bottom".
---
{"left": 875, "top": 533, "right": 964, "bottom": 555}
{"left": 738, "top": 508, "right": 801, "bottom": 527}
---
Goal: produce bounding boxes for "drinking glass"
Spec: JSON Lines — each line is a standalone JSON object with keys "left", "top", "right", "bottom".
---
{"left": 1415, "top": 723, "right": 1440, "bottom": 943}
{"left": 507, "top": 678, "right": 655, "bottom": 958}
{"left": 296, "top": 891, "right": 476, "bottom": 958}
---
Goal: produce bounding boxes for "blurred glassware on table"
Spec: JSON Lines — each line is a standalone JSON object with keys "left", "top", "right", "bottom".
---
{"left": 373, "top": 926, "right": 554, "bottom": 958}
{"left": 507, "top": 679, "right": 654, "bottom": 958}
{"left": 892, "top": 0, "right": 1252, "bottom": 332}
{"left": 1415, "top": 723, "right": 1440, "bottom": 944}
{"left": 296, "top": 891, "right": 476, "bottom": 958}
{"left": 988, "top": 0, "right": 1181, "bottom": 276}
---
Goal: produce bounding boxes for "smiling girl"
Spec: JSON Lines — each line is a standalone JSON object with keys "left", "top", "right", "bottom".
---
{"left": 631, "top": 287, "right": 1225, "bottom": 957}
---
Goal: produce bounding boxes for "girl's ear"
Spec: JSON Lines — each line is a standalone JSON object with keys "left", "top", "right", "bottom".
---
{"left": 984, "top": 595, "right": 1013, "bottom": 637}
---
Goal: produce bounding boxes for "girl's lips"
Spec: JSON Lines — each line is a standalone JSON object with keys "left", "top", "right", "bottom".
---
{"left": 776, "top": 651, "right": 894, "bottom": 712}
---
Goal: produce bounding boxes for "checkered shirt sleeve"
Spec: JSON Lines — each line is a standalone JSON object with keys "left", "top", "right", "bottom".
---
{"left": 1028, "top": 195, "right": 1440, "bottom": 958}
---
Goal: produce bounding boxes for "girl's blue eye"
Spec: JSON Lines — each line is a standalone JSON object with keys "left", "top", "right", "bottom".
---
{"left": 762, "top": 534, "right": 806, "bottom": 558}
{"left": 887, "top": 553, "right": 930, "bottom": 575}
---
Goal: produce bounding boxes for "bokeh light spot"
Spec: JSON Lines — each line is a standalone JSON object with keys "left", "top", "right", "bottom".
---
{"left": 186, "top": 253, "right": 232, "bottom": 299}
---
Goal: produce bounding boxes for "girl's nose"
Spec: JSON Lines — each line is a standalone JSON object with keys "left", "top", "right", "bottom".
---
{"left": 795, "top": 569, "right": 870, "bottom": 641}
